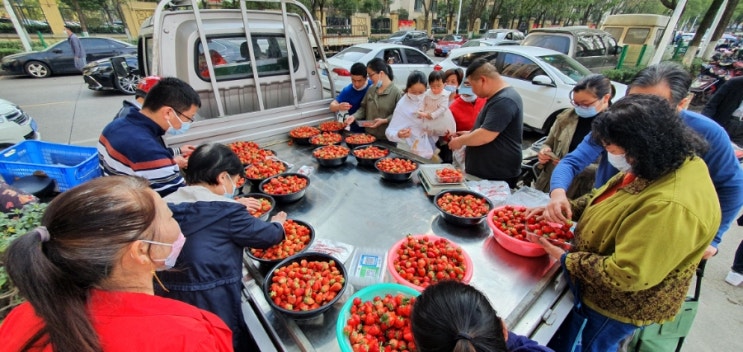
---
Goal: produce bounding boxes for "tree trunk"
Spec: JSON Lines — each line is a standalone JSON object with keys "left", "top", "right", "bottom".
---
{"left": 70, "top": 0, "right": 89, "bottom": 34}
{"left": 660, "top": 0, "right": 678, "bottom": 10}
{"left": 487, "top": 0, "right": 502, "bottom": 29}
{"left": 703, "top": 0, "right": 740, "bottom": 59}
{"left": 683, "top": 0, "right": 725, "bottom": 66}
{"left": 581, "top": 4, "right": 593, "bottom": 25}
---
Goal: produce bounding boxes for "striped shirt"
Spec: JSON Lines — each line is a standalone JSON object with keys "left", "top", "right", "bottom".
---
{"left": 98, "top": 109, "right": 185, "bottom": 197}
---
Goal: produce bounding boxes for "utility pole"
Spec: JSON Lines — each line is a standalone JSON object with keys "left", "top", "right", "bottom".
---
{"left": 455, "top": 0, "right": 462, "bottom": 35}
{"left": 3, "top": 1, "right": 32, "bottom": 51}
{"left": 650, "top": 0, "right": 688, "bottom": 65}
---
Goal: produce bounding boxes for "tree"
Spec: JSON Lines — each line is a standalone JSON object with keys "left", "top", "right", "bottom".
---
{"left": 332, "top": 0, "right": 358, "bottom": 17}
{"left": 58, "top": 0, "right": 109, "bottom": 34}
{"left": 360, "top": 0, "right": 383, "bottom": 17}
{"left": 683, "top": 0, "right": 725, "bottom": 66}
{"left": 420, "top": 0, "right": 434, "bottom": 33}
{"left": 486, "top": 0, "right": 504, "bottom": 29}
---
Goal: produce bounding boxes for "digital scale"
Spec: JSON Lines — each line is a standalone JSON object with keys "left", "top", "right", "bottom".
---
{"left": 418, "top": 164, "right": 469, "bottom": 196}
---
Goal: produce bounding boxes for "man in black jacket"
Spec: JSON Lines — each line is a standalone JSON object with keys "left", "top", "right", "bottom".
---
{"left": 702, "top": 76, "right": 743, "bottom": 145}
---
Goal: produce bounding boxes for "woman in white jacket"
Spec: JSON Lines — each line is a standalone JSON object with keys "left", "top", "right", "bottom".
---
{"left": 387, "top": 71, "right": 456, "bottom": 159}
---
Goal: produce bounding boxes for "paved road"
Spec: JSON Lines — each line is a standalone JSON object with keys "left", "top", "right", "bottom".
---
{"left": 0, "top": 73, "right": 742, "bottom": 351}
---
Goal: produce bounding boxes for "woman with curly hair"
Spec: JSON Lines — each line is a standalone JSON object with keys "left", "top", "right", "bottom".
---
{"left": 529, "top": 94, "right": 720, "bottom": 352}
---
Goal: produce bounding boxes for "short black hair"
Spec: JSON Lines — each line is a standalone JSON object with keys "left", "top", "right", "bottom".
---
{"left": 428, "top": 70, "right": 445, "bottom": 84}
{"left": 350, "top": 62, "right": 367, "bottom": 77}
{"left": 591, "top": 94, "right": 708, "bottom": 180}
{"left": 465, "top": 58, "right": 498, "bottom": 80}
{"left": 183, "top": 143, "right": 244, "bottom": 185}
{"left": 629, "top": 62, "right": 691, "bottom": 106}
{"left": 142, "top": 77, "right": 201, "bottom": 113}
{"left": 444, "top": 68, "right": 464, "bottom": 86}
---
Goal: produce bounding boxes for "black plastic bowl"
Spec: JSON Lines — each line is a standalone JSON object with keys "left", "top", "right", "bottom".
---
{"left": 244, "top": 160, "right": 290, "bottom": 185}
{"left": 344, "top": 133, "right": 377, "bottom": 150}
{"left": 240, "top": 193, "right": 276, "bottom": 221}
{"left": 289, "top": 127, "right": 321, "bottom": 145}
{"left": 353, "top": 145, "right": 390, "bottom": 167}
{"left": 433, "top": 189, "right": 493, "bottom": 226}
{"left": 374, "top": 157, "right": 419, "bottom": 182}
{"left": 313, "top": 145, "right": 350, "bottom": 167}
{"left": 246, "top": 219, "right": 316, "bottom": 266}
{"left": 258, "top": 173, "right": 310, "bottom": 203}
{"left": 309, "top": 132, "right": 343, "bottom": 146}
{"left": 262, "top": 252, "right": 347, "bottom": 319}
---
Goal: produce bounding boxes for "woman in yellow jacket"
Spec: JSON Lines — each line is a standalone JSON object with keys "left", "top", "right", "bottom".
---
{"left": 531, "top": 94, "right": 720, "bottom": 351}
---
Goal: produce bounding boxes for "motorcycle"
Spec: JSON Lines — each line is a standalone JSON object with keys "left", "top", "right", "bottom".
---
{"left": 690, "top": 63, "right": 728, "bottom": 107}
{"left": 517, "top": 136, "right": 546, "bottom": 188}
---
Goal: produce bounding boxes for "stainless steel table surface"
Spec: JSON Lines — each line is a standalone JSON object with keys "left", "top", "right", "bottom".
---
{"left": 242, "top": 138, "right": 562, "bottom": 352}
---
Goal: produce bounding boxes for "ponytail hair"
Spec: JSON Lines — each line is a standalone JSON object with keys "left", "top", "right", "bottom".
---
{"left": 368, "top": 57, "right": 395, "bottom": 81}
{"left": 5, "top": 176, "right": 158, "bottom": 352}
{"left": 411, "top": 281, "right": 508, "bottom": 352}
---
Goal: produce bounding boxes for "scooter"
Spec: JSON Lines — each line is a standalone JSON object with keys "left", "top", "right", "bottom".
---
{"left": 690, "top": 64, "right": 727, "bottom": 107}
{"left": 517, "top": 136, "right": 546, "bottom": 188}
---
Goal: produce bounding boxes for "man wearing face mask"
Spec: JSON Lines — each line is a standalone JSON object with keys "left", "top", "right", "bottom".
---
{"left": 544, "top": 62, "right": 743, "bottom": 261}
{"left": 98, "top": 77, "right": 201, "bottom": 197}
{"left": 160, "top": 143, "right": 286, "bottom": 352}
{"left": 329, "top": 62, "right": 372, "bottom": 132}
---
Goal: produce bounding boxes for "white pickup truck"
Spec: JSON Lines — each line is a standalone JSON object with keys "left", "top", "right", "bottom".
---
{"left": 138, "top": 2, "right": 572, "bottom": 350}
{"left": 138, "top": 0, "right": 336, "bottom": 147}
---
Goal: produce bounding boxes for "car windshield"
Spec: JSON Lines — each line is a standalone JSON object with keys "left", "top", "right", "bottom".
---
{"left": 389, "top": 31, "right": 407, "bottom": 39}
{"left": 332, "top": 46, "right": 372, "bottom": 62}
{"left": 522, "top": 34, "right": 571, "bottom": 54}
{"left": 536, "top": 54, "right": 592, "bottom": 83}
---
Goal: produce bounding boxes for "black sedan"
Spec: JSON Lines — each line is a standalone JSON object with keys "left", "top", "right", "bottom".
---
{"left": 83, "top": 55, "right": 140, "bottom": 94}
{"left": 1, "top": 37, "right": 136, "bottom": 78}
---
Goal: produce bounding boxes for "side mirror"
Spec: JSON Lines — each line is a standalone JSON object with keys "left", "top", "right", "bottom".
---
{"left": 532, "top": 75, "right": 555, "bottom": 87}
{"left": 52, "top": 49, "right": 63, "bottom": 54}
{"left": 613, "top": 45, "right": 623, "bottom": 55}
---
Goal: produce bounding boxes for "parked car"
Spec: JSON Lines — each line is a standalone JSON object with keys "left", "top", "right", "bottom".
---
{"left": 320, "top": 43, "right": 437, "bottom": 94}
{"left": 521, "top": 26, "right": 621, "bottom": 73}
{"left": 1, "top": 37, "right": 137, "bottom": 78}
{"left": 0, "top": 98, "right": 40, "bottom": 149}
{"left": 434, "top": 34, "right": 467, "bottom": 57}
{"left": 378, "top": 30, "right": 434, "bottom": 52}
{"left": 483, "top": 29, "right": 525, "bottom": 42}
{"left": 436, "top": 45, "right": 626, "bottom": 133}
{"left": 461, "top": 39, "right": 521, "bottom": 48}
{"left": 83, "top": 55, "right": 140, "bottom": 94}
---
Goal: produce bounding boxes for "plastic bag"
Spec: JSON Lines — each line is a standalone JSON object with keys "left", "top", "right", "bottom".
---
{"left": 466, "top": 180, "right": 511, "bottom": 205}
{"left": 453, "top": 146, "right": 466, "bottom": 170}
{"left": 502, "top": 186, "right": 550, "bottom": 207}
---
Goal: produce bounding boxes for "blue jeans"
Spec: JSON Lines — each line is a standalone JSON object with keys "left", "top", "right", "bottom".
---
{"left": 548, "top": 304, "right": 638, "bottom": 352}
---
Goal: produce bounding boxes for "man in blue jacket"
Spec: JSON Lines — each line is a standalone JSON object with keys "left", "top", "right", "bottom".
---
{"left": 98, "top": 77, "right": 201, "bottom": 197}
{"left": 546, "top": 62, "right": 743, "bottom": 260}
{"left": 328, "top": 62, "right": 371, "bottom": 132}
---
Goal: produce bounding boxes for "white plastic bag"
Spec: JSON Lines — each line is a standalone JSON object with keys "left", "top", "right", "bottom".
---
{"left": 453, "top": 146, "right": 466, "bottom": 170}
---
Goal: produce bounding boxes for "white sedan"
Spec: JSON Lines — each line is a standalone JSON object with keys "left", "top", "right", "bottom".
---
{"left": 435, "top": 45, "right": 626, "bottom": 133}
{"left": 320, "top": 43, "right": 437, "bottom": 94}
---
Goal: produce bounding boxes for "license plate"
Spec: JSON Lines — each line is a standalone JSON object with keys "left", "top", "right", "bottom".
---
{"left": 321, "top": 69, "right": 328, "bottom": 76}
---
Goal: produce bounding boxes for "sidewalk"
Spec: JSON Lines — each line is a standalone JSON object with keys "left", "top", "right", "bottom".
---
{"left": 683, "top": 222, "right": 743, "bottom": 351}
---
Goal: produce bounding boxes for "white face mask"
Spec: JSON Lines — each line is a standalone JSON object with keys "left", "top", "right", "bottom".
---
{"left": 407, "top": 93, "right": 423, "bottom": 103}
{"left": 222, "top": 175, "right": 237, "bottom": 199}
{"left": 607, "top": 152, "right": 631, "bottom": 172}
{"left": 460, "top": 94, "right": 477, "bottom": 103}
{"left": 353, "top": 81, "right": 368, "bottom": 91}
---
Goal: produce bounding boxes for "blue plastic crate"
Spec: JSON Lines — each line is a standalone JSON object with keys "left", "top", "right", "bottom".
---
{"left": 0, "top": 141, "right": 101, "bottom": 192}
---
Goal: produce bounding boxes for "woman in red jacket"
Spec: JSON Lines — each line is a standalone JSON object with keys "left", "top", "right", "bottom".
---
{"left": 0, "top": 176, "right": 233, "bottom": 352}
{"left": 439, "top": 79, "right": 486, "bottom": 163}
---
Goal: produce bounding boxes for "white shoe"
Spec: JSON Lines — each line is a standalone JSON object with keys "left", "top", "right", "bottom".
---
{"left": 725, "top": 270, "right": 743, "bottom": 286}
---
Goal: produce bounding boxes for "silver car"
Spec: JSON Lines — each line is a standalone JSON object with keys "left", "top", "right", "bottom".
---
{"left": 0, "top": 98, "right": 40, "bottom": 149}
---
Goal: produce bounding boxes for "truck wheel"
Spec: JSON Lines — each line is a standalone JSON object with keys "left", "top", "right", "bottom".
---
{"left": 25, "top": 61, "right": 51, "bottom": 78}
{"left": 421, "top": 44, "right": 429, "bottom": 53}
{"left": 115, "top": 73, "right": 141, "bottom": 95}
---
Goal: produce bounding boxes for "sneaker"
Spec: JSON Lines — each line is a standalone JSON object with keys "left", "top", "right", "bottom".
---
{"left": 725, "top": 270, "right": 743, "bottom": 286}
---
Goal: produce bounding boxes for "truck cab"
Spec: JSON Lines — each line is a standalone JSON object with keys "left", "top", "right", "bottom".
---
{"left": 137, "top": 0, "right": 333, "bottom": 146}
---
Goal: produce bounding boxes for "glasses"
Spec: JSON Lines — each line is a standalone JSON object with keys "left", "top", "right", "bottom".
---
{"left": 570, "top": 98, "right": 599, "bottom": 109}
{"left": 141, "top": 239, "right": 174, "bottom": 247}
{"left": 170, "top": 107, "right": 195, "bottom": 123}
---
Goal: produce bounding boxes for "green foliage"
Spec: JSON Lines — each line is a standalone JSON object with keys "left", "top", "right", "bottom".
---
{"left": 360, "top": 0, "right": 384, "bottom": 16}
{"left": 0, "top": 23, "right": 52, "bottom": 35}
{"left": 397, "top": 8, "right": 409, "bottom": 20}
{"left": 601, "top": 66, "right": 643, "bottom": 84}
{"left": 0, "top": 203, "right": 48, "bottom": 320}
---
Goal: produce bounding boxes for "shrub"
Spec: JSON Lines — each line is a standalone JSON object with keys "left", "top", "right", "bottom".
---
{"left": 0, "top": 203, "right": 48, "bottom": 320}
{"left": 602, "top": 66, "right": 643, "bottom": 85}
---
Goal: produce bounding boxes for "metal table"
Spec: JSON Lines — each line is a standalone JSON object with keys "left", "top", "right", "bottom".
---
{"left": 242, "top": 139, "right": 567, "bottom": 352}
